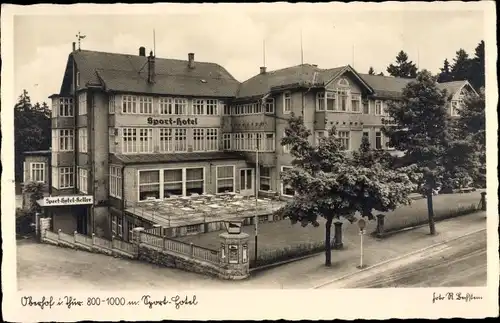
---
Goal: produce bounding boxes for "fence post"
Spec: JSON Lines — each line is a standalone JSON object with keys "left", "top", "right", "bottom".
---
{"left": 58, "top": 229, "right": 61, "bottom": 241}
{"left": 190, "top": 242, "right": 194, "bottom": 257}
{"left": 162, "top": 237, "right": 166, "bottom": 250}
{"left": 74, "top": 231, "right": 77, "bottom": 243}
{"left": 480, "top": 192, "right": 486, "bottom": 211}
{"left": 92, "top": 233, "right": 96, "bottom": 247}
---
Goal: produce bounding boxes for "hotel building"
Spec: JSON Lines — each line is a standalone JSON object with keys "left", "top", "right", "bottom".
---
{"left": 32, "top": 43, "right": 476, "bottom": 240}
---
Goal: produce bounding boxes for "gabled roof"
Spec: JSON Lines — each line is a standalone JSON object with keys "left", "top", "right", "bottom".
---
{"left": 61, "top": 50, "right": 240, "bottom": 98}
{"left": 236, "top": 64, "right": 374, "bottom": 99}
{"left": 358, "top": 74, "right": 415, "bottom": 99}
{"left": 437, "top": 80, "right": 477, "bottom": 98}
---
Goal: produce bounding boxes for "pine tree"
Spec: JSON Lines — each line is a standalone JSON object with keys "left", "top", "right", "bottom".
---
{"left": 437, "top": 59, "right": 454, "bottom": 83}
{"left": 450, "top": 48, "right": 472, "bottom": 81}
{"left": 14, "top": 90, "right": 51, "bottom": 182}
{"left": 368, "top": 67, "right": 375, "bottom": 75}
{"left": 382, "top": 70, "right": 449, "bottom": 235}
{"left": 278, "top": 114, "right": 415, "bottom": 266}
{"left": 387, "top": 50, "right": 418, "bottom": 78}
{"left": 469, "top": 40, "right": 485, "bottom": 91}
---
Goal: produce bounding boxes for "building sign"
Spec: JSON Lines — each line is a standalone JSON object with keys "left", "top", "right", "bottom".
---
{"left": 147, "top": 117, "right": 198, "bottom": 126}
{"left": 37, "top": 195, "right": 94, "bottom": 207}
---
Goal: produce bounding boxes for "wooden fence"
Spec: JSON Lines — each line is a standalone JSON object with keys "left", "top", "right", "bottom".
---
{"left": 139, "top": 231, "right": 219, "bottom": 264}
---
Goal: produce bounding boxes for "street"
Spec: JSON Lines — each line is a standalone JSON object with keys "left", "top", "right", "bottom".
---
{"left": 318, "top": 230, "right": 487, "bottom": 289}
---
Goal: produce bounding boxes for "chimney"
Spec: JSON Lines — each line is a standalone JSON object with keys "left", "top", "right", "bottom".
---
{"left": 72, "top": 42, "right": 76, "bottom": 52}
{"left": 188, "top": 53, "right": 195, "bottom": 69}
{"left": 147, "top": 51, "right": 155, "bottom": 84}
{"left": 139, "top": 46, "right": 146, "bottom": 57}
{"left": 260, "top": 66, "right": 267, "bottom": 74}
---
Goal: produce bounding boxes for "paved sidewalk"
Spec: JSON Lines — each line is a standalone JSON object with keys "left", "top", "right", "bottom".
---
{"left": 236, "top": 211, "right": 487, "bottom": 289}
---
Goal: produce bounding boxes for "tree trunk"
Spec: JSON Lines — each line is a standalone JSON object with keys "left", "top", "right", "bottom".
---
{"left": 426, "top": 190, "right": 436, "bottom": 235}
{"left": 325, "top": 217, "right": 333, "bottom": 266}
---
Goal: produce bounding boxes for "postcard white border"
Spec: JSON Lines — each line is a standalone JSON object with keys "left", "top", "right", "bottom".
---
{"left": 1, "top": 2, "right": 498, "bottom": 321}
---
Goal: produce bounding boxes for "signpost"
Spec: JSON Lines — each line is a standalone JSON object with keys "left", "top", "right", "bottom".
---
{"left": 357, "top": 218, "right": 366, "bottom": 269}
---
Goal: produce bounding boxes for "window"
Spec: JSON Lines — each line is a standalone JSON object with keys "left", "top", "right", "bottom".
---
{"left": 316, "top": 92, "right": 325, "bottom": 111}
{"left": 206, "top": 99, "right": 218, "bottom": 115}
{"left": 159, "top": 98, "right": 173, "bottom": 115}
{"left": 138, "top": 170, "right": 160, "bottom": 201}
{"left": 363, "top": 131, "right": 370, "bottom": 143}
{"left": 375, "top": 101, "right": 382, "bottom": 115}
{"left": 57, "top": 129, "right": 74, "bottom": 152}
{"left": 59, "top": 167, "right": 74, "bottom": 189}
{"left": 186, "top": 168, "right": 204, "bottom": 196}
{"left": 265, "top": 133, "right": 275, "bottom": 152}
{"left": 339, "top": 89, "right": 350, "bottom": 112}
{"left": 315, "top": 131, "right": 326, "bottom": 146}
{"left": 78, "top": 92, "right": 87, "bottom": 115}
{"left": 318, "top": 92, "right": 338, "bottom": 111}
{"left": 382, "top": 101, "right": 390, "bottom": 116}
{"left": 174, "top": 98, "right": 187, "bottom": 115}
{"left": 138, "top": 128, "right": 153, "bottom": 153}
{"left": 351, "top": 94, "right": 361, "bottom": 112}
{"left": 451, "top": 100, "right": 460, "bottom": 116}
{"left": 375, "top": 131, "right": 382, "bottom": 149}
{"left": 138, "top": 97, "right": 153, "bottom": 114}
{"left": 122, "top": 95, "right": 137, "bottom": 114}
{"left": 111, "top": 215, "right": 117, "bottom": 236}
{"left": 174, "top": 128, "right": 187, "bottom": 152}
{"left": 117, "top": 216, "right": 123, "bottom": 238}
{"left": 78, "top": 127, "right": 88, "bottom": 153}
{"left": 216, "top": 166, "right": 235, "bottom": 193}
{"left": 122, "top": 128, "right": 137, "bottom": 153}
{"left": 283, "top": 92, "right": 292, "bottom": 114}
{"left": 206, "top": 128, "right": 219, "bottom": 151}
{"left": 338, "top": 78, "right": 350, "bottom": 87}
{"left": 338, "top": 131, "right": 350, "bottom": 150}
{"left": 281, "top": 166, "right": 295, "bottom": 196}
{"left": 222, "top": 133, "right": 231, "bottom": 150}
{"left": 363, "top": 100, "right": 370, "bottom": 114}
{"left": 109, "top": 166, "right": 122, "bottom": 198}
{"left": 260, "top": 167, "right": 271, "bottom": 191}
{"left": 76, "top": 72, "right": 80, "bottom": 88}
{"left": 58, "top": 98, "right": 74, "bottom": 117}
{"left": 283, "top": 132, "right": 291, "bottom": 153}
{"left": 30, "top": 163, "right": 45, "bottom": 183}
{"left": 78, "top": 168, "right": 88, "bottom": 194}
{"left": 265, "top": 98, "right": 275, "bottom": 113}
{"left": 193, "top": 99, "right": 205, "bottom": 115}
{"left": 109, "top": 95, "right": 116, "bottom": 114}
{"left": 159, "top": 128, "right": 173, "bottom": 152}
{"left": 222, "top": 102, "right": 231, "bottom": 115}
{"left": 164, "top": 169, "right": 183, "bottom": 197}
{"left": 193, "top": 128, "right": 205, "bottom": 151}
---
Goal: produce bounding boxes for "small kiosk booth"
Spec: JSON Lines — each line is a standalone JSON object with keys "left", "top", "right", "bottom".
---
{"left": 36, "top": 195, "right": 94, "bottom": 236}
{"left": 218, "top": 219, "right": 250, "bottom": 280}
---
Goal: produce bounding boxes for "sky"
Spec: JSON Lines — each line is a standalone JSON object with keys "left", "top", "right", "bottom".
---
{"left": 12, "top": 4, "right": 485, "bottom": 105}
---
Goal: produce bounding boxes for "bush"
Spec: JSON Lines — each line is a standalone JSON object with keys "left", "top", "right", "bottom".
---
{"left": 253, "top": 240, "right": 335, "bottom": 268}
{"left": 16, "top": 208, "right": 35, "bottom": 237}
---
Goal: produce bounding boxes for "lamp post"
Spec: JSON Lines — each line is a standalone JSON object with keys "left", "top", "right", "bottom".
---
{"left": 357, "top": 218, "right": 366, "bottom": 269}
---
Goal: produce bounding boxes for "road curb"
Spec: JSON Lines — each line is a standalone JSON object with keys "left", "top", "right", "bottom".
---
{"left": 312, "top": 227, "right": 486, "bottom": 289}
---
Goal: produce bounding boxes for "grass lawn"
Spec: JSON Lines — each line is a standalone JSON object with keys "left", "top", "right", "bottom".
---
{"left": 177, "top": 190, "right": 484, "bottom": 265}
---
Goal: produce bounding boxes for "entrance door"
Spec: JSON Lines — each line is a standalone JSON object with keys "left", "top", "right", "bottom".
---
{"left": 239, "top": 168, "right": 254, "bottom": 196}
{"left": 76, "top": 207, "right": 88, "bottom": 235}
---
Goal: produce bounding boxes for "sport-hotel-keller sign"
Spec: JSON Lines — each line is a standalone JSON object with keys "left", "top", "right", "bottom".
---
{"left": 147, "top": 117, "right": 199, "bottom": 126}
{"left": 37, "top": 195, "right": 94, "bottom": 207}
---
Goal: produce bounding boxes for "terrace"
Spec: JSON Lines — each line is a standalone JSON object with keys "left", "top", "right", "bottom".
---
{"left": 124, "top": 193, "right": 286, "bottom": 228}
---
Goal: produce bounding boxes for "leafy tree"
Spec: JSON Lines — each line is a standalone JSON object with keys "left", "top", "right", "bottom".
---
{"left": 352, "top": 135, "right": 394, "bottom": 169}
{"left": 387, "top": 50, "right": 418, "bottom": 78}
{"left": 382, "top": 70, "right": 449, "bottom": 235}
{"left": 450, "top": 48, "right": 472, "bottom": 82}
{"left": 368, "top": 67, "right": 375, "bottom": 75}
{"left": 437, "top": 59, "right": 454, "bottom": 83}
{"left": 14, "top": 90, "right": 51, "bottom": 182}
{"left": 278, "top": 114, "right": 415, "bottom": 266}
{"left": 23, "top": 181, "right": 45, "bottom": 215}
{"left": 454, "top": 88, "right": 486, "bottom": 187}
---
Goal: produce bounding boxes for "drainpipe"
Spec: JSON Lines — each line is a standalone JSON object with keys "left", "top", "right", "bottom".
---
{"left": 73, "top": 56, "right": 79, "bottom": 195}
{"left": 90, "top": 89, "right": 96, "bottom": 235}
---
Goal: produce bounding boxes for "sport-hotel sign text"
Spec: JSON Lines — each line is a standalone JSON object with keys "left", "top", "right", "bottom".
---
{"left": 147, "top": 117, "right": 199, "bottom": 126}
{"left": 37, "top": 195, "right": 94, "bottom": 207}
